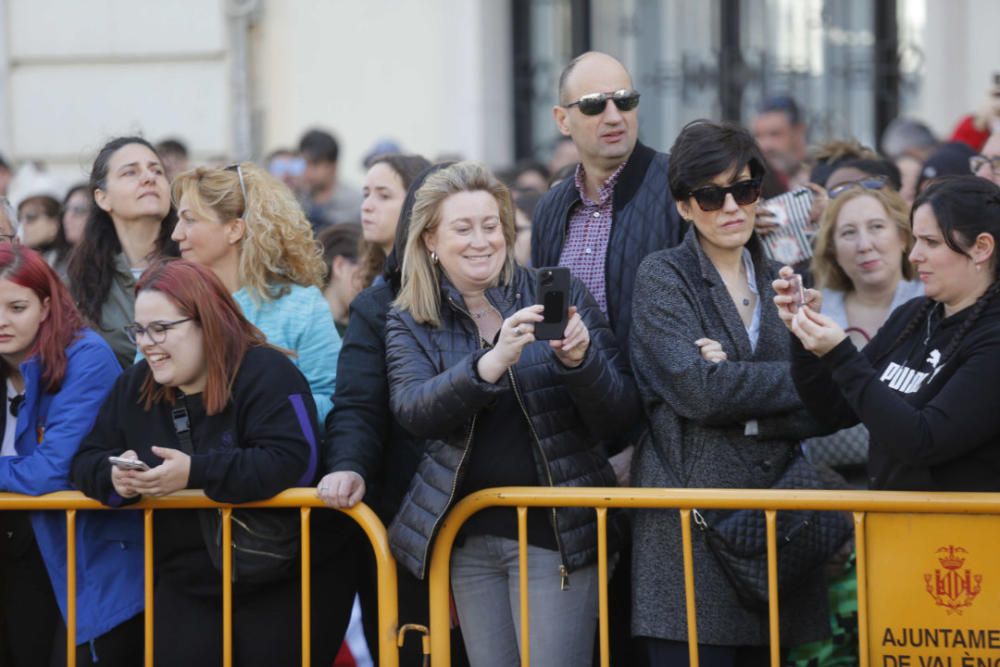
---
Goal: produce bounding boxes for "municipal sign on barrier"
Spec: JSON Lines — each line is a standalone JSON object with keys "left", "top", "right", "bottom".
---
{"left": 865, "top": 514, "right": 1000, "bottom": 667}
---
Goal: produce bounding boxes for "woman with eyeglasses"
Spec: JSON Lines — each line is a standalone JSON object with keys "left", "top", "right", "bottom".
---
{"left": 67, "top": 136, "right": 178, "bottom": 370}
{"left": 0, "top": 245, "right": 140, "bottom": 665}
{"left": 169, "top": 162, "right": 340, "bottom": 421}
{"left": 629, "top": 120, "right": 829, "bottom": 665}
{"left": 357, "top": 154, "right": 431, "bottom": 290}
{"left": 777, "top": 175, "right": 1000, "bottom": 493}
{"left": 71, "top": 259, "right": 350, "bottom": 666}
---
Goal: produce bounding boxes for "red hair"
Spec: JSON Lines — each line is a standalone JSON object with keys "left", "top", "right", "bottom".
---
{"left": 135, "top": 259, "right": 269, "bottom": 415}
{"left": 0, "top": 243, "right": 84, "bottom": 392}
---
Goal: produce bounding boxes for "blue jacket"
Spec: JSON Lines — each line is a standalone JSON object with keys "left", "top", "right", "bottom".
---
{"left": 0, "top": 329, "right": 142, "bottom": 645}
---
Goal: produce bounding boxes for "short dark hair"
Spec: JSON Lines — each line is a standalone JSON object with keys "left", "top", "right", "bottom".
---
{"left": 667, "top": 120, "right": 767, "bottom": 201}
{"left": 156, "top": 138, "right": 189, "bottom": 159}
{"left": 759, "top": 94, "right": 802, "bottom": 126}
{"left": 298, "top": 129, "right": 340, "bottom": 163}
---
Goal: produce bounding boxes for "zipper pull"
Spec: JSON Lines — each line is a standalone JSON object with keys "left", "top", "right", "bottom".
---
{"left": 560, "top": 564, "right": 570, "bottom": 591}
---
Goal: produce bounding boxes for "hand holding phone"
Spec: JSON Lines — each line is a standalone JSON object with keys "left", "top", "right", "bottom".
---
{"left": 109, "top": 455, "right": 150, "bottom": 472}
{"left": 788, "top": 273, "right": 806, "bottom": 312}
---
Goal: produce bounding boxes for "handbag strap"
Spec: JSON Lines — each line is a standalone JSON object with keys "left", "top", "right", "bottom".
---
{"left": 171, "top": 394, "right": 194, "bottom": 455}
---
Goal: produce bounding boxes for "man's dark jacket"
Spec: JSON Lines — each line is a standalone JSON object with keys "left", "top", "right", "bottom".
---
{"left": 531, "top": 141, "right": 685, "bottom": 357}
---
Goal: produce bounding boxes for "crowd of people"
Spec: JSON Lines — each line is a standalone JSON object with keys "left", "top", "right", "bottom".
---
{"left": 0, "top": 48, "right": 998, "bottom": 667}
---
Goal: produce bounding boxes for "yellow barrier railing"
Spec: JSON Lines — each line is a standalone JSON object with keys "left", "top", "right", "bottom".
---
{"left": 426, "top": 486, "right": 1000, "bottom": 667}
{"left": 0, "top": 489, "right": 398, "bottom": 667}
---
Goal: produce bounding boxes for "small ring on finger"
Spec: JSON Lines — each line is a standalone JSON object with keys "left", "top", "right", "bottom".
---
{"left": 513, "top": 325, "right": 523, "bottom": 336}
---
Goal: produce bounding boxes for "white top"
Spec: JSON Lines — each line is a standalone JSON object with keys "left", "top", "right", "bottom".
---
{"left": 1, "top": 379, "right": 19, "bottom": 457}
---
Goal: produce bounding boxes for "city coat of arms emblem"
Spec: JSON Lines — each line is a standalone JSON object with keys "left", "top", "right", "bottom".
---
{"left": 924, "top": 545, "right": 982, "bottom": 614}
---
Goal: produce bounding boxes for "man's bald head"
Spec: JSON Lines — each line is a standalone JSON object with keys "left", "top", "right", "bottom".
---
{"left": 557, "top": 52, "right": 632, "bottom": 105}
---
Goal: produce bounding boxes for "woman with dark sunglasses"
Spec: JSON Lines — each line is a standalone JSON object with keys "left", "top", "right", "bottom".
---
{"left": 629, "top": 120, "right": 829, "bottom": 665}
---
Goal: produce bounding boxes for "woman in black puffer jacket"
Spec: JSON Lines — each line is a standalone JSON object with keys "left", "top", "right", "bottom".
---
{"left": 385, "top": 161, "right": 639, "bottom": 667}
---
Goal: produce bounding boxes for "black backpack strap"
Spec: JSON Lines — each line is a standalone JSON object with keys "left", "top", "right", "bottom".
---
{"left": 171, "top": 394, "right": 194, "bottom": 454}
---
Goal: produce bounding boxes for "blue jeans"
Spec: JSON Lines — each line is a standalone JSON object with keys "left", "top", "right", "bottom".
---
{"left": 450, "top": 534, "right": 599, "bottom": 667}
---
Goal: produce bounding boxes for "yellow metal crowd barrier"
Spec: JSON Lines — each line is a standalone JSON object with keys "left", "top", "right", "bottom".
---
{"left": 426, "top": 486, "right": 1000, "bottom": 667}
{"left": 0, "top": 489, "right": 399, "bottom": 667}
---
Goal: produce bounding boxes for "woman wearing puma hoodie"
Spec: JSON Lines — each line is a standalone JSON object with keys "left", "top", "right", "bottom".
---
{"left": 780, "top": 176, "right": 1000, "bottom": 491}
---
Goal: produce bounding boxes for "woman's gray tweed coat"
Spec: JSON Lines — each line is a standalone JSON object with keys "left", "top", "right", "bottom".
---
{"left": 629, "top": 229, "right": 830, "bottom": 647}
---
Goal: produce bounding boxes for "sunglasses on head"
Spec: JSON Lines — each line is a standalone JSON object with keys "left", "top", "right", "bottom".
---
{"left": 564, "top": 89, "right": 640, "bottom": 116}
{"left": 225, "top": 163, "right": 248, "bottom": 216}
{"left": 687, "top": 179, "right": 762, "bottom": 212}
{"left": 828, "top": 175, "right": 889, "bottom": 199}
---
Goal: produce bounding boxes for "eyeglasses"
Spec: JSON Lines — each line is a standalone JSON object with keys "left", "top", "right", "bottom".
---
{"left": 828, "top": 175, "right": 889, "bottom": 199}
{"left": 564, "top": 89, "right": 640, "bottom": 116}
{"left": 225, "top": 163, "right": 248, "bottom": 216}
{"left": 124, "top": 318, "right": 193, "bottom": 345}
{"left": 65, "top": 204, "right": 90, "bottom": 217}
{"left": 687, "top": 179, "right": 762, "bottom": 212}
{"left": 970, "top": 155, "right": 1000, "bottom": 176}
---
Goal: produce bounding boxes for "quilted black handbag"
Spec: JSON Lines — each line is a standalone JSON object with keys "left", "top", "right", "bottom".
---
{"left": 692, "top": 453, "right": 852, "bottom": 610}
{"left": 648, "top": 434, "right": 853, "bottom": 611}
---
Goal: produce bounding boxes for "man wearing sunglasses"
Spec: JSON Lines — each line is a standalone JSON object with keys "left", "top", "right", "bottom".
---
{"left": 531, "top": 50, "right": 684, "bottom": 667}
{"left": 533, "top": 51, "right": 684, "bottom": 360}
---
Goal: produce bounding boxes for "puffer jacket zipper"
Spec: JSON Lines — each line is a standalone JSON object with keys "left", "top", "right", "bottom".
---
{"left": 507, "top": 366, "right": 571, "bottom": 590}
{"left": 418, "top": 414, "right": 477, "bottom": 580}
{"left": 416, "top": 297, "right": 484, "bottom": 579}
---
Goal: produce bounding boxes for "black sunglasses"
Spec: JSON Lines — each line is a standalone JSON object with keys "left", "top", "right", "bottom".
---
{"left": 565, "top": 89, "right": 640, "bottom": 116}
{"left": 688, "top": 179, "right": 762, "bottom": 212}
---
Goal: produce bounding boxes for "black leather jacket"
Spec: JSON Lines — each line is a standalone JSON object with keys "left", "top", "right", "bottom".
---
{"left": 385, "top": 266, "right": 639, "bottom": 579}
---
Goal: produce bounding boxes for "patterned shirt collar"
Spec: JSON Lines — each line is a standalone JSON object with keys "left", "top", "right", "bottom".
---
{"left": 573, "top": 162, "right": 626, "bottom": 207}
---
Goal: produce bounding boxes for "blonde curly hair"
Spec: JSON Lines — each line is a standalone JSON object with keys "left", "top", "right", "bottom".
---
{"left": 171, "top": 162, "right": 326, "bottom": 302}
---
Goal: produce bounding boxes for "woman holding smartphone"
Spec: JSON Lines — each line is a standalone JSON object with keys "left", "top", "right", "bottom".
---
{"left": 629, "top": 120, "right": 829, "bottom": 665}
{"left": 385, "top": 161, "right": 638, "bottom": 667}
{"left": 71, "top": 259, "right": 352, "bottom": 667}
{"left": 0, "top": 244, "right": 139, "bottom": 665}
{"left": 778, "top": 175, "right": 1000, "bottom": 492}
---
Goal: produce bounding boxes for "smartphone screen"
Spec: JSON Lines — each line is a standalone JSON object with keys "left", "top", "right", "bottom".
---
{"left": 542, "top": 289, "right": 565, "bottom": 323}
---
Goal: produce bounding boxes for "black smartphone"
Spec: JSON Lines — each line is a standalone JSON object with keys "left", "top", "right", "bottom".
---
{"left": 534, "top": 267, "right": 570, "bottom": 340}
